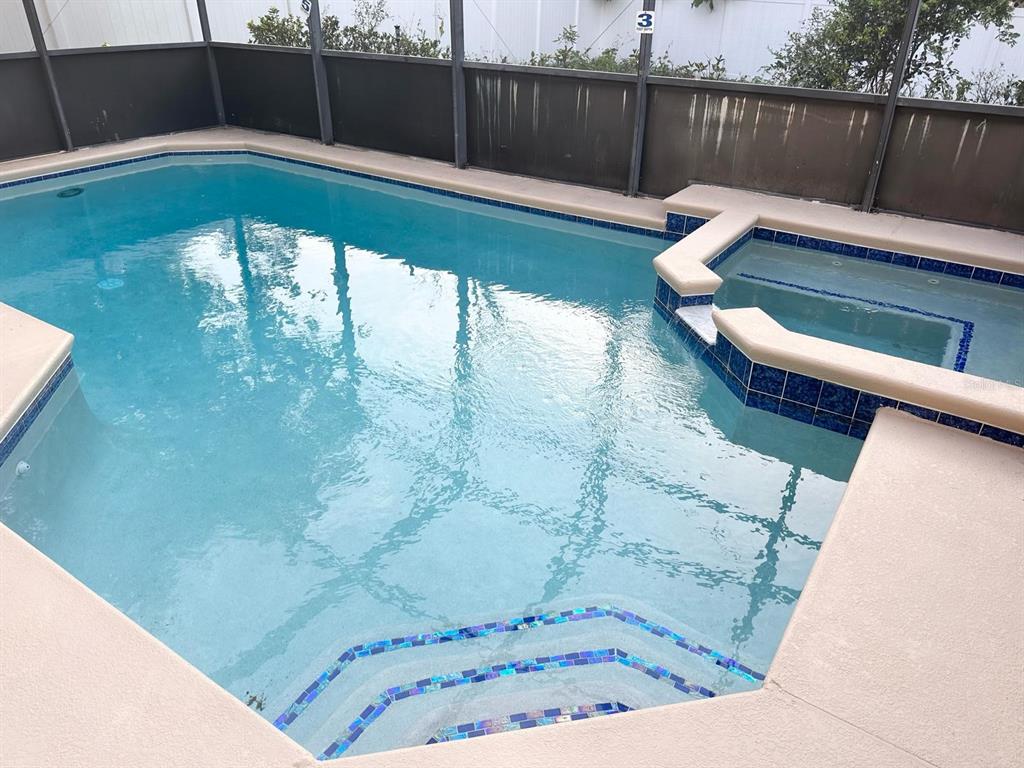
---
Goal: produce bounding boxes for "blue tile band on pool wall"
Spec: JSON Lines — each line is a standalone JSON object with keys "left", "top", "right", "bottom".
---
{"left": 0, "top": 356, "right": 74, "bottom": 469}
{"left": 656, "top": 305, "right": 1024, "bottom": 449}
{"left": 274, "top": 605, "right": 762, "bottom": 731}
{"left": 426, "top": 702, "right": 631, "bottom": 744}
{"left": 318, "top": 648, "right": 713, "bottom": 759}
{"left": 746, "top": 224, "right": 1024, "bottom": 290}
{"left": 736, "top": 273, "right": 975, "bottom": 372}
{"left": 707, "top": 229, "right": 755, "bottom": 271}
{"left": 654, "top": 276, "right": 713, "bottom": 311}
{"left": 0, "top": 151, "right": 683, "bottom": 242}
{"left": 666, "top": 212, "right": 710, "bottom": 236}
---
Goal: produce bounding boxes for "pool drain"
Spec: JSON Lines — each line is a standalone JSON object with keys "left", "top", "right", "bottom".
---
{"left": 57, "top": 187, "right": 84, "bottom": 198}
{"left": 97, "top": 277, "right": 125, "bottom": 290}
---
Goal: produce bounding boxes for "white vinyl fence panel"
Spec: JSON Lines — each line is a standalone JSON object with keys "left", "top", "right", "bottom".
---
{"left": 30, "top": 0, "right": 202, "bottom": 49}
{"left": 0, "top": 0, "right": 35, "bottom": 52}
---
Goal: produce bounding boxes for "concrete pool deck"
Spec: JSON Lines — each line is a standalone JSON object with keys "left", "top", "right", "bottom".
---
{"left": 1, "top": 129, "right": 1022, "bottom": 766}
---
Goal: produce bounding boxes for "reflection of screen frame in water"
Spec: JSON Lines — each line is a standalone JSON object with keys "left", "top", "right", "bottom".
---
{"left": 717, "top": 273, "right": 972, "bottom": 370}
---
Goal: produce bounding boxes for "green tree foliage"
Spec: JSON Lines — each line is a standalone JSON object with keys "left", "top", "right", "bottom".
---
{"left": 247, "top": 1, "right": 448, "bottom": 58}
{"left": 765, "top": 0, "right": 1020, "bottom": 103}
{"left": 247, "top": 7, "right": 308, "bottom": 47}
{"left": 528, "top": 25, "right": 732, "bottom": 79}
{"left": 968, "top": 64, "right": 1024, "bottom": 104}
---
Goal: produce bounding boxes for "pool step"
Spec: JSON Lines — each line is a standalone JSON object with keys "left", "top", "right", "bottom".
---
{"left": 274, "top": 604, "right": 762, "bottom": 732}
{"left": 426, "top": 701, "right": 631, "bottom": 744}
{"left": 318, "top": 647, "right": 719, "bottom": 758}
{"left": 273, "top": 605, "right": 764, "bottom": 758}
{"left": 675, "top": 305, "right": 717, "bottom": 345}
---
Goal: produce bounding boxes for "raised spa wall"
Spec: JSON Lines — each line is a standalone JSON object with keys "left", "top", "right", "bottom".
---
{"left": 652, "top": 200, "right": 1024, "bottom": 448}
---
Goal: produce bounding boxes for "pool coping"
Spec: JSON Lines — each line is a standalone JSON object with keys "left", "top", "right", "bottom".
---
{"left": 0, "top": 148, "right": 679, "bottom": 243}
{"left": 664, "top": 184, "right": 1024, "bottom": 275}
{"left": 1, "top": 128, "right": 1021, "bottom": 767}
{"left": 0, "top": 127, "right": 669, "bottom": 232}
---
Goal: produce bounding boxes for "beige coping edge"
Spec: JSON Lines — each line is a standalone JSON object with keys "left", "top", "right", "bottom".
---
{"left": 665, "top": 184, "right": 1024, "bottom": 274}
{"left": 0, "top": 303, "right": 74, "bottom": 441}
{"left": 0, "top": 127, "right": 667, "bottom": 230}
{"left": 714, "top": 306, "right": 1024, "bottom": 434}
{"left": 652, "top": 210, "right": 757, "bottom": 295}
{"left": 765, "top": 409, "right": 1024, "bottom": 768}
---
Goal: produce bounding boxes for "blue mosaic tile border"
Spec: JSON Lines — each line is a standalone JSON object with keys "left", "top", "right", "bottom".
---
{"left": 666, "top": 212, "right": 710, "bottom": 236}
{"left": 0, "top": 356, "right": 74, "bottom": 469}
{"left": 654, "top": 276, "right": 713, "bottom": 311}
{"left": 657, "top": 307, "right": 1024, "bottom": 449}
{"left": 707, "top": 228, "right": 754, "bottom": 270}
{"left": 750, "top": 225, "right": 1024, "bottom": 291}
{"left": 1, "top": 151, "right": 682, "bottom": 242}
{"left": 737, "top": 272, "right": 975, "bottom": 372}
{"left": 274, "top": 604, "right": 761, "bottom": 731}
{"left": 426, "top": 702, "right": 631, "bottom": 744}
{"left": 319, "top": 648, "right": 712, "bottom": 759}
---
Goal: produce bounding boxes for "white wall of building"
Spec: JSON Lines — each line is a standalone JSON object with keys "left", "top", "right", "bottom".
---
{"left": 1, "top": 0, "right": 35, "bottom": 51}
{"left": 1, "top": 0, "right": 1021, "bottom": 86}
{"left": 0, "top": 0, "right": 202, "bottom": 50}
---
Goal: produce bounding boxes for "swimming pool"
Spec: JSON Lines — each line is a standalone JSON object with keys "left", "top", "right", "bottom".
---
{"left": 0, "top": 156, "right": 858, "bottom": 757}
{"left": 713, "top": 240, "right": 1024, "bottom": 386}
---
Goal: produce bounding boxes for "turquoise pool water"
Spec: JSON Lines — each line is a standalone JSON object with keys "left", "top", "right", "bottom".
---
{"left": 0, "top": 157, "right": 858, "bottom": 757}
{"left": 714, "top": 241, "right": 1024, "bottom": 386}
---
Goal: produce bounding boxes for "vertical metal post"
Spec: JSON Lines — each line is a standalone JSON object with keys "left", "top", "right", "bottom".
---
{"left": 195, "top": 0, "right": 226, "bottom": 125}
{"left": 21, "top": 0, "right": 72, "bottom": 151}
{"left": 308, "top": 0, "right": 334, "bottom": 145}
{"left": 626, "top": 0, "right": 655, "bottom": 196}
{"left": 449, "top": 0, "right": 468, "bottom": 169}
{"left": 860, "top": 0, "right": 922, "bottom": 211}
